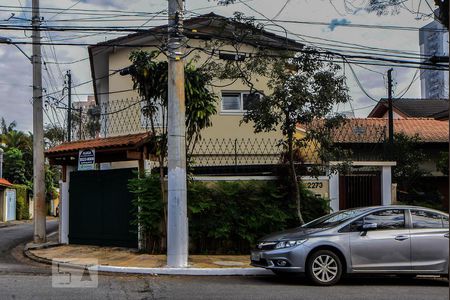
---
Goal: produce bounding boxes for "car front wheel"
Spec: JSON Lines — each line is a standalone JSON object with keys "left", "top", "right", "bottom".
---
{"left": 306, "top": 250, "right": 342, "bottom": 286}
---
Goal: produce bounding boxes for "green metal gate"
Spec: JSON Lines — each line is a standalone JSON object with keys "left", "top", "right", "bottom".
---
{"left": 69, "top": 168, "right": 138, "bottom": 248}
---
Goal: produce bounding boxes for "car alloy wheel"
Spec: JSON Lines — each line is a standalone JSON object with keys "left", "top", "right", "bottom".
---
{"left": 307, "top": 250, "right": 342, "bottom": 286}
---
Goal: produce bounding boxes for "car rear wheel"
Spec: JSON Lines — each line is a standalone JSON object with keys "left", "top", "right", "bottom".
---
{"left": 306, "top": 250, "right": 342, "bottom": 286}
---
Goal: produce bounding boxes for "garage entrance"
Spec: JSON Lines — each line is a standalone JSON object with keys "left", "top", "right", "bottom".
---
{"left": 69, "top": 168, "right": 138, "bottom": 248}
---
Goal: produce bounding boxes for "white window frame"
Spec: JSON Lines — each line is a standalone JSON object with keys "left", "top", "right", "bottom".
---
{"left": 220, "top": 91, "right": 261, "bottom": 114}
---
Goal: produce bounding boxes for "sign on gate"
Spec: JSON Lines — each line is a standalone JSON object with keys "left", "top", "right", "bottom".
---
{"left": 78, "top": 149, "right": 95, "bottom": 171}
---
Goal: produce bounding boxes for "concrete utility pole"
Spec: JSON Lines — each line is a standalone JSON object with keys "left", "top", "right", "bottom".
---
{"left": 32, "top": 0, "right": 46, "bottom": 243}
{"left": 66, "top": 70, "right": 72, "bottom": 142}
{"left": 166, "top": 0, "right": 188, "bottom": 267}
{"left": 387, "top": 68, "right": 394, "bottom": 147}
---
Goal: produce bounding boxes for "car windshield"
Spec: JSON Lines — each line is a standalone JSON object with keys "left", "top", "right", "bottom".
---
{"left": 302, "top": 208, "right": 371, "bottom": 229}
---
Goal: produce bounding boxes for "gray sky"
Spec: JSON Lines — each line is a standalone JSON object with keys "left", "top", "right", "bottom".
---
{"left": 0, "top": 0, "right": 444, "bottom": 131}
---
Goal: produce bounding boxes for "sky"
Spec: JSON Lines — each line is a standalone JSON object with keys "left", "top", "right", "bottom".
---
{"left": 0, "top": 0, "right": 446, "bottom": 132}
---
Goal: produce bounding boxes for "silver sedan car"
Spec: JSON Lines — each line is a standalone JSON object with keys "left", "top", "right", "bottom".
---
{"left": 250, "top": 205, "right": 449, "bottom": 285}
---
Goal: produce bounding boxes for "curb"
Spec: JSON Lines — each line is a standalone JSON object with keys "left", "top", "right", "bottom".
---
{"left": 24, "top": 246, "right": 274, "bottom": 276}
{"left": 24, "top": 248, "right": 54, "bottom": 266}
{"left": 97, "top": 265, "right": 273, "bottom": 276}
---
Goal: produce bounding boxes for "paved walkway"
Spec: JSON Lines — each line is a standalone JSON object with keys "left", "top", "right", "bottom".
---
{"left": 29, "top": 244, "right": 252, "bottom": 268}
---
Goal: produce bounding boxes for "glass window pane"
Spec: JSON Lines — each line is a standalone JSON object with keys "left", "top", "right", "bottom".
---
{"left": 304, "top": 208, "right": 371, "bottom": 229}
{"left": 411, "top": 210, "right": 444, "bottom": 229}
{"left": 443, "top": 215, "right": 449, "bottom": 228}
{"left": 362, "top": 209, "right": 405, "bottom": 230}
{"left": 222, "top": 93, "right": 241, "bottom": 111}
{"left": 243, "top": 93, "right": 260, "bottom": 110}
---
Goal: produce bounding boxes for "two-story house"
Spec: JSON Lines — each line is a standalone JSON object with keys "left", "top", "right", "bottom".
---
{"left": 88, "top": 13, "right": 305, "bottom": 174}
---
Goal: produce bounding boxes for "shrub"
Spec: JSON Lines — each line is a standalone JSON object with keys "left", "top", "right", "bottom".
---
{"left": 13, "top": 184, "right": 29, "bottom": 220}
{"left": 129, "top": 175, "right": 330, "bottom": 254}
{"left": 128, "top": 173, "right": 164, "bottom": 253}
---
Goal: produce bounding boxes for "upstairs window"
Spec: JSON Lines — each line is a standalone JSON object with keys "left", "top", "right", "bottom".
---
{"left": 221, "top": 92, "right": 261, "bottom": 113}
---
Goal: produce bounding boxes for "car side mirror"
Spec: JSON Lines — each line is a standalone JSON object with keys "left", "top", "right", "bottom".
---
{"left": 360, "top": 223, "right": 377, "bottom": 236}
{"left": 362, "top": 223, "right": 378, "bottom": 230}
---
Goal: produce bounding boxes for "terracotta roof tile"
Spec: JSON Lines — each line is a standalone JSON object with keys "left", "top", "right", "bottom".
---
{"left": 0, "top": 178, "right": 13, "bottom": 187}
{"left": 45, "top": 132, "right": 152, "bottom": 155}
{"left": 332, "top": 118, "right": 449, "bottom": 143}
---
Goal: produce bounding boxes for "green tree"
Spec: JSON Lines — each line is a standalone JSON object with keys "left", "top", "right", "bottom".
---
{"left": 437, "top": 151, "right": 449, "bottom": 175}
{"left": 345, "top": 0, "right": 448, "bottom": 29}
{"left": 44, "top": 124, "right": 66, "bottom": 148}
{"left": 0, "top": 117, "right": 16, "bottom": 135}
{"left": 0, "top": 119, "right": 33, "bottom": 182}
{"left": 127, "top": 49, "right": 217, "bottom": 251}
{"left": 391, "top": 132, "right": 427, "bottom": 190}
{"left": 1, "top": 130, "right": 30, "bottom": 150}
{"left": 3, "top": 147, "right": 27, "bottom": 184}
{"left": 218, "top": 49, "right": 350, "bottom": 224}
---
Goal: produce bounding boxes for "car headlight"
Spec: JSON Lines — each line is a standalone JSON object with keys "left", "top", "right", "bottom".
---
{"left": 275, "top": 239, "right": 307, "bottom": 249}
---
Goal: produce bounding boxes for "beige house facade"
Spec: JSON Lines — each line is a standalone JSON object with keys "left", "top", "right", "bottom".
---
{"left": 88, "top": 14, "right": 306, "bottom": 170}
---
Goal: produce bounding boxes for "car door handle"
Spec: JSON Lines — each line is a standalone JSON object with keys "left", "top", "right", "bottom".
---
{"left": 395, "top": 235, "right": 409, "bottom": 241}
{"left": 445, "top": 233, "right": 449, "bottom": 238}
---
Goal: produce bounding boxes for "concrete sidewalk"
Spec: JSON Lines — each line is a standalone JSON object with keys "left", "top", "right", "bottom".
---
{"left": 25, "top": 244, "right": 273, "bottom": 276}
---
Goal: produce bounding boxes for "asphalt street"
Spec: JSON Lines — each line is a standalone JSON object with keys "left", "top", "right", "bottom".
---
{"left": 0, "top": 219, "right": 58, "bottom": 274}
{"left": 0, "top": 222, "right": 448, "bottom": 300}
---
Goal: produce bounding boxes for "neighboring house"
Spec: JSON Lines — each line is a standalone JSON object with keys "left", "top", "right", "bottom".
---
{"left": 331, "top": 118, "right": 449, "bottom": 209}
{"left": 0, "top": 178, "right": 16, "bottom": 222}
{"left": 88, "top": 13, "right": 305, "bottom": 172}
{"left": 368, "top": 98, "right": 448, "bottom": 119}
{"left": 419, "top": 18, "right": 449, "bottom": 99}
{"left": 332, "top": 118, "right": 448, "bottom": 174}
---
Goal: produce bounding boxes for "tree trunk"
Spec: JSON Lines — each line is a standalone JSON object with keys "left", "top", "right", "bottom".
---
{"left": 288, "top": 132, "right": 305, "bottom": 225}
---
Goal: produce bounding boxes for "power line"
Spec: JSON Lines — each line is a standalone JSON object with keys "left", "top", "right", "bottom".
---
{"left": 0, "top": 5, "right": 168, "bottom": 16}
{"left": 345, "top": 59, "right": 382, "bottom": 103}
{"left": 47, "top": 0, "right": 83, "bottom": 21}
{"left": 0, "top": 24, "right": 167, "bottom": 33}
{"left": 7, "top": 38, "right": 443, "bottom": 72}
{"left": 272, "top": 0, "right": 291, "bottom": 20}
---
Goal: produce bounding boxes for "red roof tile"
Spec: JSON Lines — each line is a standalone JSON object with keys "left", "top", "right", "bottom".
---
{"left": 332, "top": 118, "right": 449, "bottom": 143}
{"left": 45, "top": 132, "right": 152, "bottom": 155}
{"left": 0, "top": 178, "right": 13, "bottom": 187}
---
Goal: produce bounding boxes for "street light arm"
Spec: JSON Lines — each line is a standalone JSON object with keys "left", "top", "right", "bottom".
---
{"left": 0, "top": 37, "right": 32, "bottom": 62}
{"left": 12, "top": 43, "right": 32, "bottom": 62}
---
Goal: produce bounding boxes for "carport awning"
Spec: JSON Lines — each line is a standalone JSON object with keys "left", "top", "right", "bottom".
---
{"left": 45, "top": 132, "right": 155, "bottom": 165}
